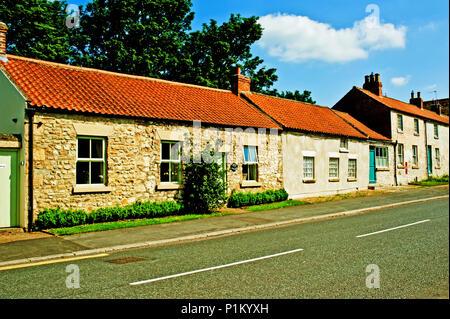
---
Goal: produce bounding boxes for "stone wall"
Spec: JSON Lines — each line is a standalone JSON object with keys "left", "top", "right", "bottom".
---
{"left": 24, "top": 112, "right": 283, "bottom": 219}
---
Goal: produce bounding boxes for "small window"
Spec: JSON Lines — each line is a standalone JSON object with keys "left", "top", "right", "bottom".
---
{"left": 435, "top": 148, "right": 440, "bottom": 167}
{"left": 375, "top": 147, "right": 388, "bottom": 168}
{"left": 76, "top": 137, "right": 106, "bottom": 185}
{"left": 414, "top": 119, "right": 419, "bottom": 134}
{"left": 398, "top": 143, "right": 404, "bottom": 165}
{"left": 243, "top": 145, "right": 258, "bottom": 181}
{"left": 348, "top": 159, "right": 357, "bottom": 179}
{"left": 161, "top": 141, "right": 182, "bottom": 183}
{"left": 434, "top": 124, "right": 439, "bottom": 138}
{"left": 340, "top": 138, "right": 348, "bottom": 150}
{"left": 329, "top": 158, "right": 339, "bottom": 178}
{"left": 397, "top": 114, "right": 403, "bottom": 131}
{"left": 412, "top": 145, "right": 418, "bottom": 166}
{"left": 303, "top": 157, "right": 315, "bottom": 179}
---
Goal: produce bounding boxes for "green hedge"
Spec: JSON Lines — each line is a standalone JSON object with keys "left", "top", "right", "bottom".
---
{"left": 34, "top": 200, "right": 183, "bottom": 230}
{"left": 227, "top": 189, "right": 289, "bottom": 208}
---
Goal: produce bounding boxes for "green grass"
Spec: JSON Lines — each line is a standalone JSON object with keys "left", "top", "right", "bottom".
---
{"left": 245, "top": 200, "right": 309, "bottom": 211}
{"left": 409, "top": 175, "right": 449, "bottom": 187}
{"left": 48, "top": 212, "right": 232, "bottom": 236}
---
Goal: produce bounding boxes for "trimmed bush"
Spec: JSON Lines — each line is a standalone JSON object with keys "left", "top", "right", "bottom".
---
{"left": 227, "top": 188, "right": 289, "bottom": 208}
{"left": 34, "top": 200, "right": 183, "bottom": 230}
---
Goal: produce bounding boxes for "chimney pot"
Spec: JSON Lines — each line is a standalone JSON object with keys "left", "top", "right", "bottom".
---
{"left": 417, "top": 92, "right": 421, "bottom": 99}
{"left": 411, "top": 90, "right": 414, "bottom": 99}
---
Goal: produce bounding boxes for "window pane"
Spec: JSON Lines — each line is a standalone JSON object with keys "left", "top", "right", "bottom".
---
{"left": 248, "top": 146, "right": 257, "bottom": 162}
{"left": 329, "top": 158, "right": 339, "bottom": 178}
{"left": 243, "top": 164, "right": 248, "bottom": 178}
{"left": 91, "top": 162, "right": 104, "bottom": 184}
{"left": 414, "top": 119, "right": 419, "bottom": 134}
{"left": 76, "top": 161, "right": 90, "bottom": 184}
{"left": 248, "top": 164, "right": 257, "bottom": 181}
{"left": 161, "top": 142, "right": 171, "bottom": 160}
{"left": 78, "top": 139, "right": 90, "bottom": 158}
{"left": 160, "top": 162, "right": 170, "bottom": 182}
{"left": 91, "top": 139, "right": 103, "bottom": 159}
{"left": 243, "top": 146, "right": 249, "bottom": 163}
{"left": 170, "top": 162, "right": 180, "bottom": 183}
{"left": 348, "top": 159, "right": 357, "bottom": 178}
{"left": 303, "top": 157, "right": 314, "bottom": 179}
{"left": 170, "top": 143, "right": 181, "bottom": 161}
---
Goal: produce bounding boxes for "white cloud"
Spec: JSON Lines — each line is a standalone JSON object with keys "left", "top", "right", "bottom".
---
{"left": 391, "top": 75, "right": 411, "bottom": 86}
{"left": 257, "top": 6, "right": 407, "bottom": 63}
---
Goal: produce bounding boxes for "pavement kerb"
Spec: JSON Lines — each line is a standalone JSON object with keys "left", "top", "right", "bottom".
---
{"left": 0, "top": 194, "right": 448, "bottom": 268}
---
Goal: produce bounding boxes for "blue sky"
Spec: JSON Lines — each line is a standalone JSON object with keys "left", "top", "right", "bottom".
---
{"left": 70, "top": 0, "right": 449, "bottom": 107}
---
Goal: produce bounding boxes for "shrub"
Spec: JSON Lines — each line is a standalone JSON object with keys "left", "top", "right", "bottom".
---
{"left": 34, "top": 200, "right": 183, "bottom": 230}
{"left": 181, "top": 149, "right": 227, "bottom": 214}
{"left": 227, "top": 188, "right": 289, "bottom": 208}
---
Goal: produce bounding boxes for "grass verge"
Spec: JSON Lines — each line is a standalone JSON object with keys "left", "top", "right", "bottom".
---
{"left": 48, "top": 212, "right": 232, "bottom": 236}
{"left": 409, "top": 175, "right": 449, "bottom": 187}
{"left": 245, "top": 200, "right": 309, "bottom": 211}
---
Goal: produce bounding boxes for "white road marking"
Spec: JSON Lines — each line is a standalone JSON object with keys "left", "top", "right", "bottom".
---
{"left": 356, "top": 219, "right": 431, "bottom": 238}
{"left": 129, "top": 248, "right": 304, "bottom": 286}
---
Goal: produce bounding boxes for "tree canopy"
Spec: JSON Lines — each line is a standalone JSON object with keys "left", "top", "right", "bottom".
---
{"left": 0, "top": 0, "right": 315, "bottom": 103}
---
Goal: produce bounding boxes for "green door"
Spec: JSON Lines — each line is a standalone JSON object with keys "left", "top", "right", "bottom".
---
{"left": 0, "top": 150, "right": 19, "bottom": 227}
{"left": 369, "top": 146, "right": 376, "bottom": 184}
{"left": 427, "top": 146, "right": 433, "bottom": 175}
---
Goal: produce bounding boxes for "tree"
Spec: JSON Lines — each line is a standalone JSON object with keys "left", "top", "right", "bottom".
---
{"left": 0, "top": 0, "right": 75, "bottom": 63}
{"left": 74, "top": 0, "right": 195, "bottom": 77}
{"left": 172, "top": 14, "right": 278, "bottom": 92}
{"left": 276, "top": 90, "right": 316, "bottom": 104}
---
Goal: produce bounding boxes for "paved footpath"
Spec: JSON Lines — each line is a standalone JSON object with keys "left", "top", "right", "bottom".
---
{"left": 0, "top": 185, "right": 448, "bottom": 266}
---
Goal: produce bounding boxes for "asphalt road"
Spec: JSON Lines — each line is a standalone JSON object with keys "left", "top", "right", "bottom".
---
{"left": 0, "top": 198, "right": 448, "bottom": 299}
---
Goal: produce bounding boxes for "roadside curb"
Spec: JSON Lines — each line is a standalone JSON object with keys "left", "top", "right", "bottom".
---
{"left": 0, "top": 194, "right": 448, "bottom": 269}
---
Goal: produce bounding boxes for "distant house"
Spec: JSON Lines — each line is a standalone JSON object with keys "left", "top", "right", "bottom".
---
{"left": 241, "top": 92, "right": 393, "bottom": 199}
{"left": 333, "top": 73, "right": 449, "bottom": 185}
{"left": 423, "top": 98, "right": 449, "bottom": 117}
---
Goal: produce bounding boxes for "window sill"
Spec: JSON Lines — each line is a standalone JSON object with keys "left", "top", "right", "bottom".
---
{"left": 347, "top": 178, "right": 357, "bottom": 182}
{"left": 376, "top": 167, "right": 390, "bottom": 171}
{"left": 397, "top": 165, "right": 405, "bottom": 169}
{"left": 414, "top": 133, "right": 420, "bottom": 136}
{"left": 412, "top": 165, "right": 419, "bottom": 169}
{"left": 328, "top": 178, "right": 340, "bottom": 182}
{"left": 302, "top": 179, "right": 316, "bottom": 183}
{"left": 339, "top": 148, "right": 349, "bottom": 153}
{"left": 73, "top": 185, "right": 112, "bottom": 194}
{"left": 241, "top": 180, "right": 262, "bottom": 188}
{"left": 434, "top": 136, "right": 439, "bottom": 139}
{"left": 156, "top": 183, "right": 182, "bottom": 191}
{"left": 397, "top": 129, "right": 403, "bottom": 133}
{"left": 435, "top": 166, "right": 441, "bottom": 169}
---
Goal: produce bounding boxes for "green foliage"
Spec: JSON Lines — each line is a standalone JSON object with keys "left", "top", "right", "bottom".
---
{"left": 264, "top": 89, "right": 316, "bottom": 104}
{"left": 181, "top": 150, "right": 227, "bottom": 213}
{"left": 227, "top": 189, "right": 289, "bottom": 208}
{"left": 34, "top": 200, "right": 182, "bottom": 230}
{"left": 409, "top": 175, "right": 449, "bottom": 186}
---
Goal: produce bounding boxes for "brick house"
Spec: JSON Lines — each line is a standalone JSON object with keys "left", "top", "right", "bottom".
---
{"left": 0, "top": 24, "right": 284, "bottom": 229}
{"left": 241, "top": 92, "right": 393, "bottom": 199}
{"left": 333, "top": 73, "right": 449, "bottom": 185}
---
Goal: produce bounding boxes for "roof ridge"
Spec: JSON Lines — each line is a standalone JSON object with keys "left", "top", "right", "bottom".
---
{"left": 246, "top": 91, "right": 329, "bottom": 109}
{"left": 5, "top": 54, "right": 232, "bottom": 94}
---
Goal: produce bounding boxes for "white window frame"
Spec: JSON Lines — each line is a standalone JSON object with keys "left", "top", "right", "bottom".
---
{"left": 329, "top": 157, "right": 339, "bottom": 179}
{"left": 375, "top": 147, "right": 388, "bottom": 168}
{"left": 397, "top": 114, "right": 403, "bottom": 132}
{"left": 435, "top": 148, "right": 440, "bottom": 167}
{"left": 412, "top": 145, "right": 418, "bottom": 166}
{"left": 160, "top": 140, "right": 182, "bottom": 184}
{"left": 76, "top": 136, "right": 106, "bottom": 186}
{"left": 434, "top": 123, "right": 439, "bottom": 138}
{"left": 243, "top": 145, "right": 258, "bottom": 181}
{"left": 414, "top": 119, "right": 419, "bottom": 135}
{"left": 398, "top": 143, "right": 404, "bottom": 165}
{"left": 303, "top": 156, "right": 315, "bottom": 180}
{"left": 348, "top": 159, "right": 357, "bottom": 179}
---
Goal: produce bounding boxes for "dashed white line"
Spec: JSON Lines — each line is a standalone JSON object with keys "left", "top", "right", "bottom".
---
{"left": 129, "top": 248, "right": 304, "bottom": 286}
{"left": 356, "top": 219, "right": 431, "bottom": 238}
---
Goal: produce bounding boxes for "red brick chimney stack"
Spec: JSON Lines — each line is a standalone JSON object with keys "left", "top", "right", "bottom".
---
{"left": 362, "top": 72, "right": 382, "bottom": 96}
{"left": 409, "top": 91, "right": 423, "bottom": 109}
{"left": 0, "top": 22, "right": 7, "bottom": 62}
{"left": 231, "top": 66, "right": 251, "bottom": 96}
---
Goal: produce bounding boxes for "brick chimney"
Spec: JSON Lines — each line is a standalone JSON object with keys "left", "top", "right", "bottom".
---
{"left": 231, "top": 66, "right": 251, "bottom": 96}
{"left": 409, "top": 91, "right": 423, "bottom": 109}
{"left": 362, "top": 72, "right": 382, "bottom": 96}
{"left": 0, "top": 22, "right": 7, "bottom": 62}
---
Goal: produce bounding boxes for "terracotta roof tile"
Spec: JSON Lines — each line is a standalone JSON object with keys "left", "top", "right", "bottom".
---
{"left": 243, "top": 92, "right": 367, "bottom": 139}
{"left": 356, "top": 87, "right": 449, "bottom": 125}
{"left": 0, "top": 55, "right": 280, "bottom": 129}
{"left": 332, "top": 110, "right": 390, "bottom": 141}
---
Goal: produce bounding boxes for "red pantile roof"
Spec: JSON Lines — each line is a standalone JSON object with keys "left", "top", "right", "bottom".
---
{"left": 332, "top": 110, "right": 390, "bottom": 141}
{"left": 0, "top": 55, "right": 280, "bottom": 129}
{"left": 243, "top": 92, "right": 368, "bottom": 139}
{"left": 356, "top": 87, "right": 449, "bottom": 125}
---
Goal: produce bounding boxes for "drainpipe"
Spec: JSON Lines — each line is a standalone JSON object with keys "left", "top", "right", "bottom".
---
{"left": 424, "top": 119, "right": 429, "bottom": 178}
{"left": 26, "top": 107, "right": 35, "bottom": 232}
{"left": 393, "top": 140, "right": 398, "bottom": 186}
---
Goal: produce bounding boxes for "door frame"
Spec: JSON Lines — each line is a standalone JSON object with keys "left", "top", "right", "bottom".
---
{"left": 0, "top": 149, "right": 20, "bottom": 227}
{"left": 369, "top": 146, "right": 377, "bottom": 184}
